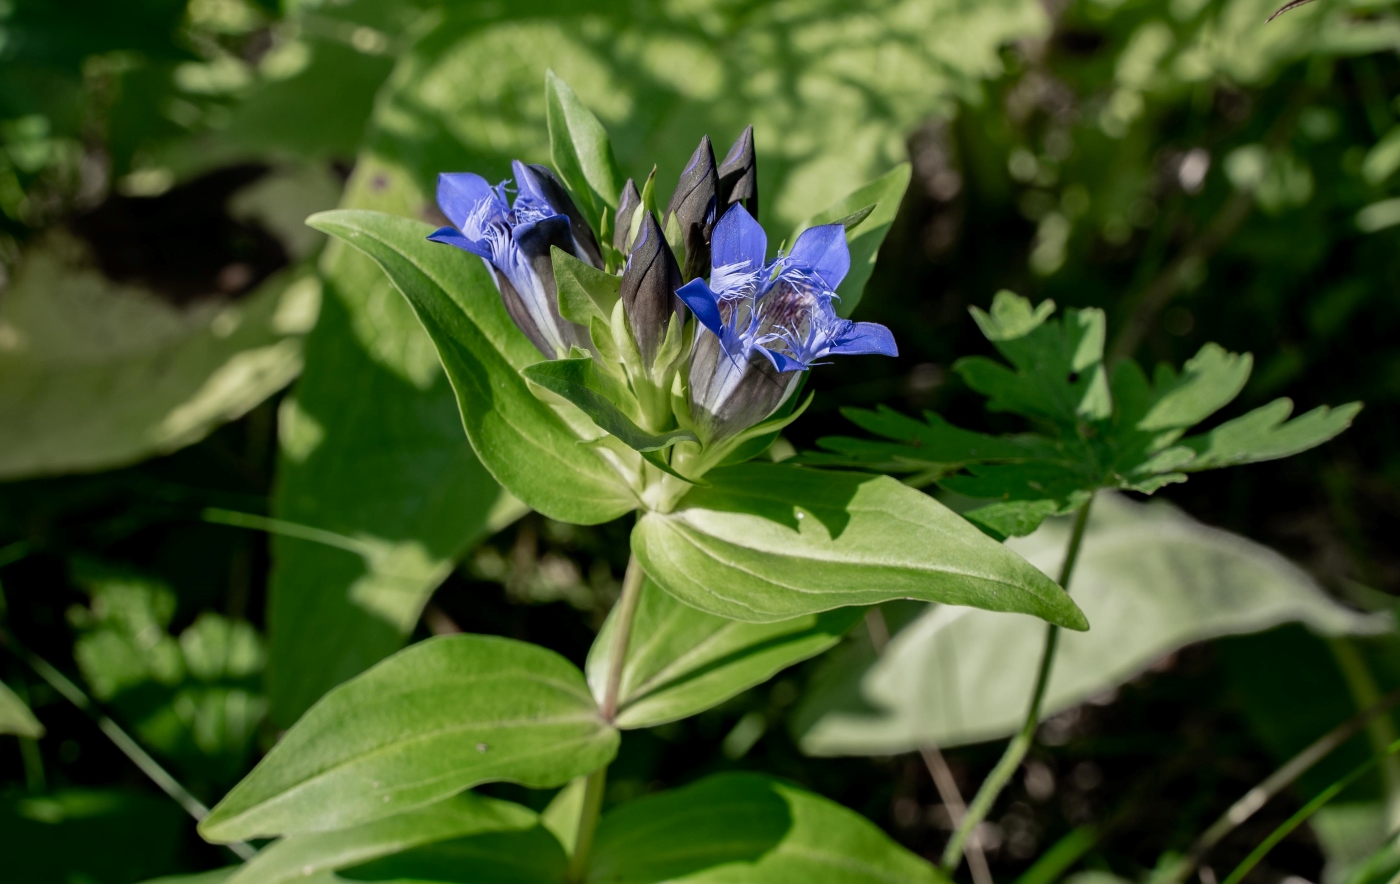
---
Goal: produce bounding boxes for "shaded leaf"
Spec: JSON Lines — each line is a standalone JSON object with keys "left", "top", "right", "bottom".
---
{"left": 633, "top": 463, "right": 1086, "bottom": 629}
{"left": 2, "top": 790, "right": 185, "bottom": 884}
{"left": 201, "top": 635, "right": 618, "bottom": 842}
{"left": 0, "top": 233, "right": 317, "bottom": 480}
{"left": 795, "top": 164, "right": 912, "bottom": 317}
{"left": 228, "top": 793, "right": 543, "bottom": 884}
{"left": 585, "top": 578, "right": 863, "bottom": 729}
{"left": 524, "top": 356, "right": 696, "bottom": 453}
{"left": 307, "top": 208, "right": 638, "bottom": 524}
{"left": 794, "top": 493, "right": 1388, "bottom": 755}
{"left": 1180, "top": 398, "right": 1362, "bottom": 471}
{"left": 0, "top": 680, "right": 43, "bottom": 738}
{"left": 266, "top": 156, "right": 512, "bottom": 726}
{"left": 588, "top": 772, "right": 942, "bottom": 883}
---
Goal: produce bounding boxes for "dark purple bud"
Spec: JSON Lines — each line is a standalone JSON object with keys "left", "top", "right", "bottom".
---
{"left": 614, "top": 178, "right": 641, "bottom": 254}
{"left": 717, "top": 125, "right": 757, "bottom": 219}
{"left": 664, "top": 135, "right": 717, "bottom": 281}
{"left": 515, "top": 162, "right": 604, "bottom": 269}
{"left": 620, "top": 212, "right": 683, "bottom": 368}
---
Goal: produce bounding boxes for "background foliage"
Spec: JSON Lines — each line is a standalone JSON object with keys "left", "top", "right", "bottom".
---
{"left": 1, "top": 0, "right": 1398, "bottom": 880}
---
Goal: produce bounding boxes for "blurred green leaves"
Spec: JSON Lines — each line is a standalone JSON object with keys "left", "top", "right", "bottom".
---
{"left": 795, "top": 493, "right": 1390, "bottom": 755}
{"left": 68, "top": 561, "right": 267, "bottom": 786}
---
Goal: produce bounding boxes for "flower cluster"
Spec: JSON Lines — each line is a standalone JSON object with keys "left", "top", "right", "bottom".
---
{"left": 428, "top": 129, "right": 898, "bottom": 474}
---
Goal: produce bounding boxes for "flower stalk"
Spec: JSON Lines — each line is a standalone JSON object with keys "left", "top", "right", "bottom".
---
{"left": 940, "top": 494, "right": 1095, "bottom": 874}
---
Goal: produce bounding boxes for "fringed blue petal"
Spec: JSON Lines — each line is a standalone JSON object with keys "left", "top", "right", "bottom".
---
{"left": 789, "top": 223, "right": 851, "bottom": 291}
{"left": 676, "top": 278, "right": 726, "bottom": 338}
{"left": 437, "top": 173, "right": 498, "bottom": 230}
{"left": 427, "top": 225, "right": 491, "bottom": 260}
{"left": 830, "top": 321, "right": 899, "bottom": 358}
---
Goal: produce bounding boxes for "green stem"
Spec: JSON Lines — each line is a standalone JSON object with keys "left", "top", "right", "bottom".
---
{"left": 1220, "top": 736, "right": 1400, "bottom": 884}
{"left": 941, "top": 496, "right": 1094, "bottom": 873}
{"left": 601, "top": 553, "right": 646, "bottom": 721}
{"left": 570, "top": 551, "right": 647, "bottom": 882}
{"left": 1153, "top": 682, "right": 1400, "bottom": 884}
{"left": 0, "top": 626, "right": 256, "bottom": 862}
{"left": 1327, "top": 637, "right": 1400, "bottom": 830}
{"left": 567, "top": 766, "right": 608, "bottom": 883}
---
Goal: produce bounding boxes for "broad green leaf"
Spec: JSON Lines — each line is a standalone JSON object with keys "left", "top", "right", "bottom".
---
{"left": 307, "top": 208, "right": 638, "bottom": 524}
{"left": 267, "top": 156, "right": 513, "bottom": 726}
{"left": 795, "top": 164, "right": 913, "bottom": 317}
{"left": 3, "top": 790, "right": 185, "bottom": 884}
{"left": 633, "top": 463, "right": 1086, "bottom": 629}
{"left": 587, "top": 772, "right": 942, "bottom": 883}
{"left": 552, "top": 248, "right": 621, "bottom": 327}
{"left": 0, "top": 680, "right": 42, "bottom": 738}
{"left": 585, "top": 578, "right": 863, "bottom": 729}
{"left": 1180, "top": 398, "right": 1362, "bottom": 471}
{"left": 546, "top": 70, "right": 624, "bottom": 237}
{"left": 793, "top": 493, "right": 1389, "bottom": 755}
{"left": 228, "top": 793, "right": 543, "bottom": 884}
{"left": 200, "top": 635, "right": 618, "bottom": 843}
{"left": 336, "top": 826, "right": 566, "bottom": 883}
{"left": 523, "top": 357, "right": 696, "bottom": 453}
{"left": 0, "top": 232, "right": 317, "bottom": 480}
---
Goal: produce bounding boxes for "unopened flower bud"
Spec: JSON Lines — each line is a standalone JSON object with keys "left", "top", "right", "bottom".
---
{"left": 664, "top": 135, "right": 717, "bottom": 281}
{"left": 717, "top": 125, "right": 757, "bottom": 219}
{"left": 614, "top": 178, "right": 641, "bottom": 254}
{"left": 620, "top": 212, "right": 683, "bottom": 369}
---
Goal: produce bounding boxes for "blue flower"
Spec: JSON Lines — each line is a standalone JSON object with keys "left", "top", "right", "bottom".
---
{"left": 676, "top": 205, "right": 897, "bottom": 439}
{"left": 427, "top": 161, "right": 602, "bottom": 358}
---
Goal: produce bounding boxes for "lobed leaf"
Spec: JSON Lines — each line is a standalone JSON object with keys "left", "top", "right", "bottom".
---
{"left": 200, "top": 635, "right": 617, "bottom": 843}
{"left": 633, "top": 463, "right": 1086, "bottom": 629}
{"left": 307, "top": 209, "right": 637, "bottom": 525}
{"left": 1180, "top": 399, "right": 1362, "bottom": 471}
{"left": 585, "top": 578, "right": 863, "bottom": 729}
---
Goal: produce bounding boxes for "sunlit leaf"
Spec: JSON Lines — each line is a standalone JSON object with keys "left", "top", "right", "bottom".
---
{"left": 633, "top": 462, "right": 1086, "bottom": 629}
{"left": 201, "top": 635, "right": 618, "bottom": 842}
{"left": 585, "top": 577, "right": 863, "bottom": 729}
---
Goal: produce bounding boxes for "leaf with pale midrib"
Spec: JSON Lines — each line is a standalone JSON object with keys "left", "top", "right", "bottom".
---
{"left": 201, "top": 635, "right": 617, "bottom": 843}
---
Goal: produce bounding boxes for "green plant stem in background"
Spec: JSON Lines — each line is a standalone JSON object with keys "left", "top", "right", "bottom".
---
{"left": 1220, "top": 736, "right": 1400, "bottom": 884}
{"left": 0, "top": 625, "right": 256, "bottom": 861}
{"left": 1155, "top": 682, "right": 1400, "bottom": 884}
{"left": 941, "top": 495, "right": 1095, "bottom": 873}
{"left": 867, "top": 608, "right": 993, "bottom": 884}
{"left": 602, "top": 553, "right": 646, "bottom": 721}
{"left": 571, "top": 552, "right": 646, "bottom": 882}
{"left": 568, "top": 765, "right": 608, "bottom": 883}
{"left": 1327, "top": 637, "right": 1400, "bottom": 830}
